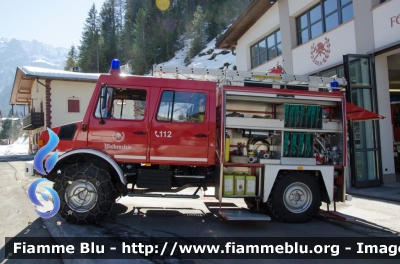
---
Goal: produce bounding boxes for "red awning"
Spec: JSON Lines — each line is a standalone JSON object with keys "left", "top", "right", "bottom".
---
{"left": 346, "top": 102, "right": 385, "bottom": 121}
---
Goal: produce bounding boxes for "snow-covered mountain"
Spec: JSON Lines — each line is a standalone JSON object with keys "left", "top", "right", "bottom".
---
{"left": 0, "top": 38, "right": 68, "bottom": 115}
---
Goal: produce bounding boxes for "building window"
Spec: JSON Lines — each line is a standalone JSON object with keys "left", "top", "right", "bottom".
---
{"left": 68, "top": 99, "right": 80, "bottom": 113}
{"left": 251, "top": 29, "right": 281, "bottom": 69}
{"left": 297, "top": 0, "right": 353, "bottom": 45}
{"left": 320, "top": 66, "right": 344, "bottom": 79}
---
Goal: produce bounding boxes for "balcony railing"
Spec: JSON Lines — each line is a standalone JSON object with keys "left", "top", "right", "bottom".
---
{"left": 23, "top": 112, "right": 44, "bottom": 130}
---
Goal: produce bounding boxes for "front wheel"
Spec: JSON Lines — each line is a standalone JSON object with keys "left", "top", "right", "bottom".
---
{"left": 267, "top": 172, "right": 321, "bottom": 223}
{"left": 53, "top": 163, "right": 116, "bottom": 225}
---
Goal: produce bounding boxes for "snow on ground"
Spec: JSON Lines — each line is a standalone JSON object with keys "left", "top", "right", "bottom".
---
{"left": 156, "top": 36, "right": 236, "bottom": 70}
{"left": 0, "top": 134, "right": 29, "bottom": 156}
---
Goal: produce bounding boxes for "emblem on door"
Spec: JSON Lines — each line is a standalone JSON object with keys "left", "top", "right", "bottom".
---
{"left": 112, "top": 132, "right": 125, "bottom": 142}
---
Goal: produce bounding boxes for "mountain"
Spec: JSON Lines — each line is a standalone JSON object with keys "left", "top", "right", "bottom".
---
{"left": 0, "top": 38, "right": 68, "bottom": 116}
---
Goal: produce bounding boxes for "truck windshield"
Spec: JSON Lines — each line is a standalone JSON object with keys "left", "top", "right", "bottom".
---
{"left": 95, "top": 86, "right": 147, "bottom": 120}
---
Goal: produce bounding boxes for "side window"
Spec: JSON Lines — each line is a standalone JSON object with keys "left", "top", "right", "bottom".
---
{"left": 95, "top": 86, "right": 113, "bottom": 118}
{"left": 156, "top": 91, "right": 206, "bottom": 123}
{"left": 95, "top": 86, "right": 146, "bottom": 120}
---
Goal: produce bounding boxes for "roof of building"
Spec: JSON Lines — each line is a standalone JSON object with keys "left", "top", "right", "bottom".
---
{"left": 18, "top": 66, "right": 100, "bottom": 81}
{"left": 215, "top": 0, "right": 275, "bottom": 49}
{"left": 1, "top": 117, "right": 19, "bottom": 121}
{"left": 10, "top": 66, "right": 100, "bottom": 106}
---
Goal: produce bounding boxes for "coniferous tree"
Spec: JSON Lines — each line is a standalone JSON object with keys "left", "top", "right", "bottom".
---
{"left": 131, "top": 7, "right": 149, "bottom": 74}
{"left": 120, "top": 0, "right": 144, "bottom": 64}
{"left": 0, "top": 118, "right": 21, "bottom": 141}
{"left": 0, "top": 119, "right": 11, "bottom": 139}
{"left": 77, "top": 0, "right": 250, "bottom": 74}
{"left": 99, "top": 0, "right": 121, "bottom": 72}
{"left": 78, "top": 4, "right": 100, "bottom": 72}
{"left": 186, "top": 5, "right": 207, "bottom": 62}
{"left": 64, "top": 46, "right": 78, "bottom": 71}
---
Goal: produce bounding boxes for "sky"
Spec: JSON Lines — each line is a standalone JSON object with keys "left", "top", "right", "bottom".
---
{"left": 0, "top": 0, "right": 106, "bottom": 48}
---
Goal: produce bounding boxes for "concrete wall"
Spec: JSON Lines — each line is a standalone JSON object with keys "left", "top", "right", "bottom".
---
{"left": 373, "top": 0, "right": 400, "bottom": 49}
{"left": 50, "top": 80, "right": 95, "bottom": 127}
{"left": 353, "top": 0, "right": 375, "bottom": 54}
{"left": 288, "top": 0, "right": 318, "bottom": 17}
{"left": 375, "top": 49, "right": 399, "bottom": 183}
{"left": 29, "top": 79, "right": 95, "bottom": 136}
{"left": 236, "top": 3, "right": 280, "bottom": 71}
{"left": 292, "top": 20, "right": 356, "bottom": 75}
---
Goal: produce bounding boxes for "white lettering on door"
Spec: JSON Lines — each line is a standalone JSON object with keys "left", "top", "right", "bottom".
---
{"left": 154, "top": 131, "right": 172, "bottom": 138}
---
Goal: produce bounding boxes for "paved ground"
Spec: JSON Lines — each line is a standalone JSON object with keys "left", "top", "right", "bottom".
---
{"left": 0, "top": 161, "right": 61, "bottom": 264}
{"left": 347, "top": 182, "right": 400, "bottom": 203}
{"left": 1, "top": 160, "right": 400, "bottom": 264}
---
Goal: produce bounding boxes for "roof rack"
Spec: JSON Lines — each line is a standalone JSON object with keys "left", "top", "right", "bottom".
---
{"left": 152, "top": 65, "right": 347, "bottom": 92}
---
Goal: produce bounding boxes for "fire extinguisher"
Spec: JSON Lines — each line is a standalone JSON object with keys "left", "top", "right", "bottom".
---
{"left": 225, "top": 131, "right": 230, "bottom": 162}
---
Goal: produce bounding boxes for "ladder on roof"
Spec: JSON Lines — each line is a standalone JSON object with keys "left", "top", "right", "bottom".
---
{"left": 152, "top": 65, "right": 347, "bottom": 92}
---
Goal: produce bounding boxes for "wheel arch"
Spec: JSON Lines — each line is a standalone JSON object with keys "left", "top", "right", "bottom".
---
{"left": 263, "top": 166, "right": 334, "bottom": 203}
{"left": 46, "top": 149, "right": 127, "bottom": 195}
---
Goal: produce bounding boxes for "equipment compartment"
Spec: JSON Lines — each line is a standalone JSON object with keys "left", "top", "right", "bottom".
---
{"left": 221, "top": 164, "right": 263, "bottom": 198}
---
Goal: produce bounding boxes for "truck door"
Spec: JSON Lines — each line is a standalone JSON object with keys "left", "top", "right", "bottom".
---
{"left": 88, "top": 85, "right": 149, "bottom": 162}
{"left": 150, "top": 90, "right": 210, "bottom": 165}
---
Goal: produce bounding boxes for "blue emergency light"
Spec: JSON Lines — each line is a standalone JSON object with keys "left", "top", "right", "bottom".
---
{"left": 110, "top": 59, "right": 120, "bottom": 70}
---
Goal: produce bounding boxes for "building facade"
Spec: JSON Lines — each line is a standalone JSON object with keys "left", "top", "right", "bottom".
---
{"left": 217, "top": 0, "right": 400, "bottom": 187}
{"left": 9, "top": 66, "right": 99, "bottom": 153}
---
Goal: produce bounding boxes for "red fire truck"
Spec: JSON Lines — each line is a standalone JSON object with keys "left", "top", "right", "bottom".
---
{"left": 37, "top": 60, "right": 374, "bottom": 225}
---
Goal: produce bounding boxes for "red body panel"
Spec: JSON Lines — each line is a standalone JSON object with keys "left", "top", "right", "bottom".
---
{"left": 44, "top": 73, "right": 217, "bottom": 166}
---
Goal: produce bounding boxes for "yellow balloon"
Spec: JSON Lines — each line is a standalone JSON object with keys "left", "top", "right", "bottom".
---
{"left": 156, "top": 0, "right": 170, "bottom": 11}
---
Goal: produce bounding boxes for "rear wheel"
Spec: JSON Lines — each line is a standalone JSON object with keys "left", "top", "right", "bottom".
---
{"left": 267, "top": 172, "right": 321, "bottom": 223}
{"left": 53, "top": 163, "right": 116, "bottom": 225}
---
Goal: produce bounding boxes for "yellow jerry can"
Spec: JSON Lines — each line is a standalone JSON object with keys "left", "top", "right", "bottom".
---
{"left": 245, "top": 175, "right": 256, "bottom": 196}
{"left": 223, "top": 174, "right": 234, "bottom": 196}
{"left": 234, "top": 175, "right": 245, "bottom": 195}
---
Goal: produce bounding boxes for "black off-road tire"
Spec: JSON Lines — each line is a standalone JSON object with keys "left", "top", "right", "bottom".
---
{"left": 267, "top": 172, "right": 321, "bottom": 223}
{"left": 53, "top": 163, "right": 116, "bottom": 225}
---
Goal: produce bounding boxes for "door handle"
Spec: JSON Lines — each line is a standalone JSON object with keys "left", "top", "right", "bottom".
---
{"left": 195, "top": 133, "right": 207, "bottom": 138}
{"left": 134, "top": 131, "right": 146, "bottom": 135}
